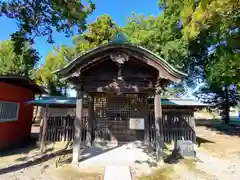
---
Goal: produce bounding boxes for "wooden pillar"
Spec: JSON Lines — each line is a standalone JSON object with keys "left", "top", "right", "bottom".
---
{"left": 40, "top": 105, "right": 48, "bottom": 153}
{"left": 144, "top": 96, "right": 149, "bottom": 145}
{"left": 72, "top": 90, "right": 83, "bottom": 164}
{"left": 154, "top": 94, "right": 163, "bottom": 161}
{"left": 86, "top": 96, "right": 92, "bottom": 146}
{"left": 190, "top": 111, "right": 196, "bottom": 144}
{"left": 38, "top": 113, "right": 43, "bottom": 147}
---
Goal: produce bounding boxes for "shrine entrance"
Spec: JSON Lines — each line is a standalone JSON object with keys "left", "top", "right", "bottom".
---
{"left": 93, "top": 94, "right": 146, "bottom": 142}
{"left": 55, "top": 32, "right": 186, "bottom": 163}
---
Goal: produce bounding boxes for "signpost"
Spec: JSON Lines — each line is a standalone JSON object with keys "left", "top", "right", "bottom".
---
{"left": 229, "top": 108, "right": 240, "bottom": 125}
{"left": 176, "top": 140, "right": 195, "bottom": 157}
{"left": 129, "top": 118, "right": 144, "bottom": 130}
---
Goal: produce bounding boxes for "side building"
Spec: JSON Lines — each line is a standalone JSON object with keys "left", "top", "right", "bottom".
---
{"left": 0, "top": 76, "right": 46, "bottom": 150}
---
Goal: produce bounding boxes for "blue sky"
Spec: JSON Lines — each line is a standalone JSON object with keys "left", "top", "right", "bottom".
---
{"left": 0, "top": 0, "right": 161, "bottom": 65}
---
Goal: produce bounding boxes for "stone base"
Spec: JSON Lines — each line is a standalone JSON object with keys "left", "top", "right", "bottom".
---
{"left": 156, "top": 159, "right": 165, "bottom": 167}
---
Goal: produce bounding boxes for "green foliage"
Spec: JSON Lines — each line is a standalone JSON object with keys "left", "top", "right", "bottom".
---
{"left": 206, "top": 51, "right": 240, "bottom": 89}
{"left": 181, "top": 0, "right": 239, "bottom": 40}
{"left": 73, "top": 14, "right": 118, "bottom": 54}
{"left": 122, "top": 13, "right": 189, "bottom": 71}
{"left": 162, "top": 84, "right": 186, "bottom": 98}
{"left": 33, "top": 45, "right": 74, "bottom": 96}
{"left": 160, "top": 0, "right": 239, "bottom": 107}
{"left": 0, "top": 0, "right": 95, "bottom": 91}
{"left": 0, "top": 0, "right": 95, "bottom": 43}
{"left": 0, "top": 40, "right": 39, "bottom": 76}
{"left": 180, "top": 0, "right": 240, "bottom": 88}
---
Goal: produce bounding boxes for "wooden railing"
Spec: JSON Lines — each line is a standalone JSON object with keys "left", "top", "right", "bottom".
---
{"left": 148, "top": 109, "right": 196, "bottom": 148}
{"left": 45, "top": 116, "right": 87, "bottom": 142}
{"left": 44, "top": 111, "right": 196, "bottom": 145}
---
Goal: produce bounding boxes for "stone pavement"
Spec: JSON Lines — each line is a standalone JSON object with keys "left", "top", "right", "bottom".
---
{"left": 104, "top": 166, "right": 132, "bottom": 180}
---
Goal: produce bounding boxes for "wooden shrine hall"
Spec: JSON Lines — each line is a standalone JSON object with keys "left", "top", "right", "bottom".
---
{"left": 55, "top": 33, "right": 188, "bottom": 163}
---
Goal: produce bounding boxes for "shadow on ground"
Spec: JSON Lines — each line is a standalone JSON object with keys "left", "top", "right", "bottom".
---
{"left": 79, "top": 142, "right": 125, "bottom": 162}
{"left": 0, "top": 139, "right": 39, "bottom": 157}
{"left": 0, "top": 140, "right": 72, "bottom": 176}
{"left": 196, "top": 119, "right": 240, "bottom": 137}
{"left": 196, "top": 136, "right": 215, "bottom": 147}
{"left": 131, "top": 142, "right": 158, "bottom": 168}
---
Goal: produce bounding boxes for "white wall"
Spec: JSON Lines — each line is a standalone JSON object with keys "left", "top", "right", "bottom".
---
{"left": 34, "top": 106, "right": 88, "bottom": 119}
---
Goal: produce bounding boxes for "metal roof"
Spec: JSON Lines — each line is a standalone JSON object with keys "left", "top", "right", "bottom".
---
{"left": 27, "top": 96, "right": 209, "bottom": 107}
{"left": 28, "top": 97, "right": 77, "bottom": 106}
{"left": 161, "top": 98, "right": 208, "bottom": 106}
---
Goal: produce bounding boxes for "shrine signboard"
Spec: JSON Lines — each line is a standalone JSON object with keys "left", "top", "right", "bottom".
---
{"left": 129, "top": 118, "right": 144, "bottom": 130}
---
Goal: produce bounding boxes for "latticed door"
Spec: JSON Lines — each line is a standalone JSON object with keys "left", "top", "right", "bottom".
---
{"left": 93, "top": 94, "right": 145, "bottom": 142}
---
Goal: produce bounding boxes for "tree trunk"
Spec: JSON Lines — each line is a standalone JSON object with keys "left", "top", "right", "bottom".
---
{"left": 64, "top": 86, "right": 67, "bottom": 96}
{"left": 224, "top": 88, "right": 230, "bottom": 124}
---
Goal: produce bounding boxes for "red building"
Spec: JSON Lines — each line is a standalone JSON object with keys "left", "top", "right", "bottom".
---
{"left": 0, "top": 76, "right": 46, "bottom": 150}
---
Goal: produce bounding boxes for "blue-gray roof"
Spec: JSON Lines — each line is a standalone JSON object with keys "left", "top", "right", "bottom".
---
{"left": 27, "top": 96, "right": 209, "bottom": 107}
{"left": 110, "top": 32, "right": 129, "bottom": 44}
{"left": 161, "top": 99, "right": 208, "bottom": 106}
{"left": 28, "top": 96, "right": 77, "bottom": 106}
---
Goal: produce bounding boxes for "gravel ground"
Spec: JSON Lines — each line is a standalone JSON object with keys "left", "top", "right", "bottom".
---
{"left": 1, "top": 122, "right": 240, "bottom": 180}
{"left": 0, "top": 162, "right": 103, "bottom": 180}
{"left": 140, "top": 124, "right": 240, "bottom": 180}
{"left": 0, "top": 143, "right": 103, "bottom": 180}
{"left": 0, "top": 161, "right": 57, "bottom": 180}
{"left": 196, "top": 149, "right": 240, "bottom": 180}
{"left": 194, "top": 123, "right": 240, "bottom": 180}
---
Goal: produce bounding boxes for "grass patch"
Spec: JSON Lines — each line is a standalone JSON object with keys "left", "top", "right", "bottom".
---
{"left": 139, "top": 159, "right": 210, "bottom": 180}
{"left": 55, "top": 165, "right": 103, "bottom": 180}
{"left": 182, "top": 159, "right": 210, "bottom": 177}
{"left": 139, "top": 165, "right": 174, "bottom": 180}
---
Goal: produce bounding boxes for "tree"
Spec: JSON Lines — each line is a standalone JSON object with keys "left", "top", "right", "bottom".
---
{"left": 73, "top": 14, "right": 118, "bottom": 55}
{"left": 0, "top": 0, "right": 95, "bottom": 43}
{"left": 33, "top": 45, "right": 74, "bottom": 96}
{"left": 161, "top": 83, "right": 186, "bottom": 98}
{"left": 181, "top": 0, "right": 240, "bottom": 86}
{"left": 173, "top": 0, "right": 240, "bottom": 123}
{"left": 206, "top": 51, "right": 240, "bottom": 89}
{"left": 122, "top": 13, "right": 190, "bottom": 97}
{"left": 181, "top": 0, "right": 239, "bottom": 40}
{"left": 0, "top": 39, "right": 39, "bottom": 76}
{"left": 202, "top": 50, "right": 240, "bottom": 123}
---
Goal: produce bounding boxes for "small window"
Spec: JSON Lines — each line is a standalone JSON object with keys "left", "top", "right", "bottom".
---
{"left": 0, "top": 101, "right": 20, "bottom": 122}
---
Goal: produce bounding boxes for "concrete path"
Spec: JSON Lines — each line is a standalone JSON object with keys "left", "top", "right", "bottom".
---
{"left": 104, "top": 166, "right": 132, "bottom": 180}
{"left": 78, "top": 141, "right": 156, "bottom": 176}
{"left": 79, "top": 141, "right": 155, "bottom": 167}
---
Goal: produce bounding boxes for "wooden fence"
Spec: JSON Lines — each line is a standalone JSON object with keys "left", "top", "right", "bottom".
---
{"left": 45, "top": 116, "right": 87, "bottom": 142}
{"left": 44, "top": 110, "right": 196, "bottom": 145}
{"left": 148, "top": 109, "right": 196, "bottom": 146}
